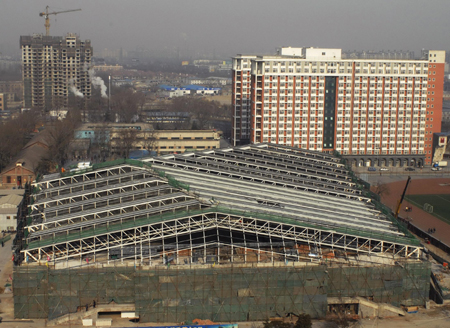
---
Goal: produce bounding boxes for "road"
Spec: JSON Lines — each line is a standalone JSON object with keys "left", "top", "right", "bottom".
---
{"left": 353, "top": 166, "right": 450, "bottom": 184}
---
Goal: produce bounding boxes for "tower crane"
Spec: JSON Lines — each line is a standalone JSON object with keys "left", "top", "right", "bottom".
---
{"left": 39, "top": 6, "right": 81, "bottom": 36}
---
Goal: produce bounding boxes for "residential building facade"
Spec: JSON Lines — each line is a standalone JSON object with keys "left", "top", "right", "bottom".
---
{"left": 232, "top": 47, "right": 445, "bottom": 165}
{"left": 20, "top": 33, "right": 92, "bottom": 110}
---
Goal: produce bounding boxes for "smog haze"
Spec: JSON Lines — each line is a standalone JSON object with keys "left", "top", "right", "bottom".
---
{"left": 1, "top": 0, "right": 449, "bottom": 58}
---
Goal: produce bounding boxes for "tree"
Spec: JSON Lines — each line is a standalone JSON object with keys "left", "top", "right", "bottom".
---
{"left": 0, "top": 108, "right": 42, "bottom": 171}
{"left": 294, "top": 314, "right": 312, "bottom": 328}
{"left": 262, "top": 320, "right": 292, "bottom": 328}
{"left": 44, "top": 109, "right": 82, "bottom": 168}
{"left": 114, "top": 128, "right": 138, "bottom": 158}
{"left": 169, "top": 97, "right": 219, "bottom": 130}
{"left": 373, "top": 181, "right": 390, "bottom": 199}
{"left": 93, "top": 122, "right": 112, "bottom": 162}
{"left": 111, "top": 88, "right": 143, "bottom": 123}
{"left": 142, "top": 129, "right": 157, "bottom": 155}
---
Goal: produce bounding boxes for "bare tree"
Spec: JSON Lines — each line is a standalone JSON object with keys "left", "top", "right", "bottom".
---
{"left": 93, "top": 122, "right": 112, "bottom": 162}
{"left": 373, "top": 181, "right": 390, "bottom": 198}
{"left": 114, "top": 128, "right": 138, "bottom": 158}
{"left": 111, "top": 88, "right": 144, "bottom": 123}
{"left": 44, "top": 109, "right": 82, "bottom": 168}
{"left": 169, "top": 97, "right": 218, "bottom": 130}
{"left": 0, "top": 108, "right": 43, "bottom": 171}
{"left": 142, "top": 129, "right": 157, "bottom": 155}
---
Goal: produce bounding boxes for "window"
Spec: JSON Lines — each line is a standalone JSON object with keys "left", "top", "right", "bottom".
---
{"left": 6, "top": 176, "right": 11, "bottom": 184}
{"left": 6, "top": 216, "right": 11, "bottom": 220}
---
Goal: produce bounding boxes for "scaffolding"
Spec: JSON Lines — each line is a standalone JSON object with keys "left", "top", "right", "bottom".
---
{"left": 13, "top": 261, "right": 430, "bottom": 322}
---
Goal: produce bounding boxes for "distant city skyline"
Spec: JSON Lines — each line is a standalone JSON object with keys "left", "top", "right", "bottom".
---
{"left": 1, "top": 0, "right": 449, "bottom": 59}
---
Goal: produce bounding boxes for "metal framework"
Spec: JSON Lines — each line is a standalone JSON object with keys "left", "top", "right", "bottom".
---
{"left": 31, "top": 178, "right": 166, "bottom": 210}
{"left": 22, "top": 144, "right": 422, "bottom": 266}
{"left": 33, "top": 165, "right": 153, "bottom": 199}
{"left": 22, "top": 210, "right": 421, "bottom": 264}
{"left": 148, "top": 157, "right": 368, "bottom": 201}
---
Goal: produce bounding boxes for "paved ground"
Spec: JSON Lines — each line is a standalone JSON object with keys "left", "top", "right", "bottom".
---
{"left": 355, "top": 166, "right": 450, "bottom": 184}
{"left": 0, "top": 234, "right": 38, "bottom": 327}
{"left": 369, "top": 176, "right": 450, "bottom": 248}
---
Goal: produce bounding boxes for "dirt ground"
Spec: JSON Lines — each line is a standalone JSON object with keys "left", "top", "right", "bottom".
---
{"left": 374, "top": 177, "right": 450, "bottom": 247}
{"left": 206, "top": 94, "right": 231, "bottom": 105}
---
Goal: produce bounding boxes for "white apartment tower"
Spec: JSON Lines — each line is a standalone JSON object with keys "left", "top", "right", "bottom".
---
{"left": 20, "top": 33, "right": 92, "bottom": 110}
{"left": 232, "top": 47, "right": 445, "bottom": 166}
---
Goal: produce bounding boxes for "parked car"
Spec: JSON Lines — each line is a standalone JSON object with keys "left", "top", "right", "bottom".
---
{"left": 405, "top": 167, "right": 416, "bottom": 171}
{"left": 431, "top": 167, "right": 442, "bottom": 171}
{"left": 368, "top": 167, "right": 376, "bottom": 171}
{"left": 380, "top": 168, "right": 389, "bottom": 171}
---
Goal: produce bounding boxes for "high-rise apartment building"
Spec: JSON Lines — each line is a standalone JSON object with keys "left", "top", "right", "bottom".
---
{"left": 20, "top": 33, "right": 92, "bottom": 110}
{"left": 232, "top": 47, "right": 445, "bottom": 166}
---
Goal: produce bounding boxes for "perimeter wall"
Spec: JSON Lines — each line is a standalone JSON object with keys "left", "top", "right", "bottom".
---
{"left": 13, "top": 261, "right": 430, "bottom": 322}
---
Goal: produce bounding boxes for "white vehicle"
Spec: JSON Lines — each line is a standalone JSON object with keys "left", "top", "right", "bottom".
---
{"left": 380, "top": 168, "right": 389, "bottom": 171}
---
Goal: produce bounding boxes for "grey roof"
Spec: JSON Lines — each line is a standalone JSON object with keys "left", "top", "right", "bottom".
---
{"left": 142, "top": 143, "right": 403, "bottom": 238}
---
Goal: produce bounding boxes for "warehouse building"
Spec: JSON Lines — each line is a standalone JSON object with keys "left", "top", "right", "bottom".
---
{"left": 14, "top": 144, "right": 429, "bottom": 323}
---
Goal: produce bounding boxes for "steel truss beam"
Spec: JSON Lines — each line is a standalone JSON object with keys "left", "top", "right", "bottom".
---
{"left": 252, "top": 143, "right": 344, "bottom": 166}
{"left": 200, "top": 148, "right": 352, "bottom": 183}
{"left": 22, "top": 211, "right": 421, "bottom": 264}
{"left": 174, "top": 153, "right": 355, "bottom": 192}
{"left": 27, "top": 192, "right": 196, "bottom": 234}
{"left": 31, "top": 178, "right": 166, "bottom": 211}
{"left": 33, "top": 166, "right": 154, "bottom": 200}
{"left": 31, "top": 184, "right": 174, "bottom": 220}
{"left": 220, "top": 146, "right": 347, "bottom": 175}
{"left": 34, "top": 164, "right": 138, "bottom": 189}
{"left": 147, "top": 159, "right": 370, "bottom": 202}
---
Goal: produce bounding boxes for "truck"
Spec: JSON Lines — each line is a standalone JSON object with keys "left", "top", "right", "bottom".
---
{"left": 433, "top": 161, "right": 448, "bottom": 167}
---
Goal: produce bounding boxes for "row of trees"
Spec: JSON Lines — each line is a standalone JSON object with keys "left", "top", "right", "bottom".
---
{"left": 0, "top": 109, "right": 42, "bottom": 171}
{"left": 85, "top": 85, "right": 231, "bottom": 133}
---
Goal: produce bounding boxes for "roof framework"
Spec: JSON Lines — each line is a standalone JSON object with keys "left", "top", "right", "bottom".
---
{"left": 148, "top": 157, "right": 367, "bottom": 201}
{"left": 22, "top": 146, "right": 421, "bottom": 264}
{"left": 23, "top": 210, "right": 420, "bottom": 264}
{"left": 34, "top": 165, "right": 154, "bottom": 199}
{"left": 31, "top": 178, "right": 166, "bottom": 210}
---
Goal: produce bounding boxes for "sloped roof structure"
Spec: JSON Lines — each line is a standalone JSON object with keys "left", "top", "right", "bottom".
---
{"left": 22, "top": 145, "right": 421, "bottom": 264}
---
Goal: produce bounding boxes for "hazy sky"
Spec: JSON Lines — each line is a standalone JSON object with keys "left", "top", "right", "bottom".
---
{"left": 1, "top": 0, "right": 449, "bottom": 59}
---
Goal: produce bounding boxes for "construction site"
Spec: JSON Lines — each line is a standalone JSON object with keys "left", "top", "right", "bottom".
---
{"left": 12, "top": 144, "right": 432, "bottom": 325}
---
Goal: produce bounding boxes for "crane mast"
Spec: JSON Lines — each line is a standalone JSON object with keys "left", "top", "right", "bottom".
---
{"left": 39, "top": 6, "right": 81, "bottom": 36}
{"left": 394, "top": 176, "right": 412, "bottom": 219}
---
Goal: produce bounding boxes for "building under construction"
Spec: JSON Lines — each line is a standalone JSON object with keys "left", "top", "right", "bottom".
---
{"left": 13, "top": 144, "right": 430, "bottom": 323}
{"left": 20, "top": 33, "right": 92, "bottom": 110}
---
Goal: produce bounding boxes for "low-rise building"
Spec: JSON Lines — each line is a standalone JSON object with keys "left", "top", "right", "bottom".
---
{"left": 154, "top": 130, "right": 221, "bottom": 155}
{"left": 0, "top": 81, "right": 23, "bottom": 101}
{"left": 159, "top": 85, "right": 190, "bottom": 98}
{"left": 183, "top": 85, "right": 221, "bottom": 95}
{"left": 0, "top": 189, "right": 23, "bottom": 232}
{"left": 0, "top": 93, "right": 8, "bottom": 111}
{"left": 74, "top": 124, "right": 220, "bottom": 157}
{"left": 0, "top": 133, "right": 49, "bottom": 188}
{"left": 159, "top": 84, "right": 221, "bottom": 98}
